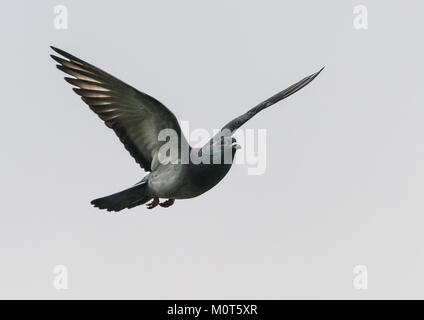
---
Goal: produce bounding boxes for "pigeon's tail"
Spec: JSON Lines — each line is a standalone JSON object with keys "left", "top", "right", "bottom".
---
{"left": 91, "top": 182, "right": 151, "bottom": 212}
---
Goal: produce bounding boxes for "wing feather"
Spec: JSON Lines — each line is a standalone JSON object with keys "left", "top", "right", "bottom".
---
{"left": 51, "top": 46, "right": 189, "bottom": 171}
{"left": 220, "top": 67, "right": 324, "bottom": 135}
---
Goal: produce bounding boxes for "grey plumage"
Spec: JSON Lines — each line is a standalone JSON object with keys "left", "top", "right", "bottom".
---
{"left": 51, "top": 46, "right": 323, "bottom": 212}
{"left": 220, "top": 66, "right": 324, "bottom": 135}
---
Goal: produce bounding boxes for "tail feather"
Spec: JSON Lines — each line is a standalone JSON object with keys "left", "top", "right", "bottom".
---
{"left": 91, "top": 182, "right": 151, "bottom": 212}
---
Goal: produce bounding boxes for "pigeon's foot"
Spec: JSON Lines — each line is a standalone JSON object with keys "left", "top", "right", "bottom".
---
{"left": 146, "top": 197, "right": 159, "bottom": 209}
{"left": 159, "top": 199, "right": 175, "bottom": 208}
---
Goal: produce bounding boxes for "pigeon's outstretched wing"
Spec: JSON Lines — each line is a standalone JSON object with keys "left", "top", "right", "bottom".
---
{"left": 219, "top": 67, "right": 324, "bottom": 136}
{"left": 51, "top": 46, "right": 189, "bottom": 172}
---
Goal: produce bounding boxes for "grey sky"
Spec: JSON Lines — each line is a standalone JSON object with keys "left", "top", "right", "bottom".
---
{"left": 1, "top": 1, "right": 424, "bottom": 299}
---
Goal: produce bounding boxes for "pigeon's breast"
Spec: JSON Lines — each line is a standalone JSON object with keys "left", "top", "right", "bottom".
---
{"left": 147, "top": 162, "right": 233, "bottom": 199}
{"left": 180, "top": 162, "right": 234, "bottom": 199}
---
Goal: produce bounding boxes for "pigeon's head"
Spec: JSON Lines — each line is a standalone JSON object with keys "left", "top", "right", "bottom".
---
{"left": 230, "top": 137, "right": 242, "bottom": 152}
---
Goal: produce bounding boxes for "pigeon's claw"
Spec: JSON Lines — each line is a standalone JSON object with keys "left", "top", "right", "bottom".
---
{"left": 147, "top": 197, "right": 159, "bottom": 209}
{"left": 159, "top": 199, "right": 175, "bottom": 208}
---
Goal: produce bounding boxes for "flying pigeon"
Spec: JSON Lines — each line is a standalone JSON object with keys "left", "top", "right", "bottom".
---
{"left": 50, "top": 46, "right": 323, "bottom": 211}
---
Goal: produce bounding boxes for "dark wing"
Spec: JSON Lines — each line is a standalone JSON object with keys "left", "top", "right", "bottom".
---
{"left": 219, "top": 67, "right": 324, "bottom": 136}
{"left": 51, "top": 46, "right": 189, "bottom": 171}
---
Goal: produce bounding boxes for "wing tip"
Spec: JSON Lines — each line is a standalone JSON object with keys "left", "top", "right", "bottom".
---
{"left": 310, "top": 66, "right": 325, "bottom": 80}
{"left": 50, "top": 46, "right": 84, "bottom": 65}
{"left": 50, "top": 54, "right": 64, "bottom": 66}
{"left": 50, "top": 45, "right": 63, "bottom": 55}
{"left": 64, "top": 77, "right": 76, "bottom": 85}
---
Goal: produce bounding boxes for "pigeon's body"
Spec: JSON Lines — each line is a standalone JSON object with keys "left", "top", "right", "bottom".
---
{"left": 147, "top": 155, "right": 234, "bottom": 199}
{"left": 51, "top": 46, "right": 323, "bottom": 211}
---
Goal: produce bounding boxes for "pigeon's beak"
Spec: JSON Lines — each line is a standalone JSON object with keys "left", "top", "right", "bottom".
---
{"left": 232, "top": 143, "right": 241, "bottom": 150}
